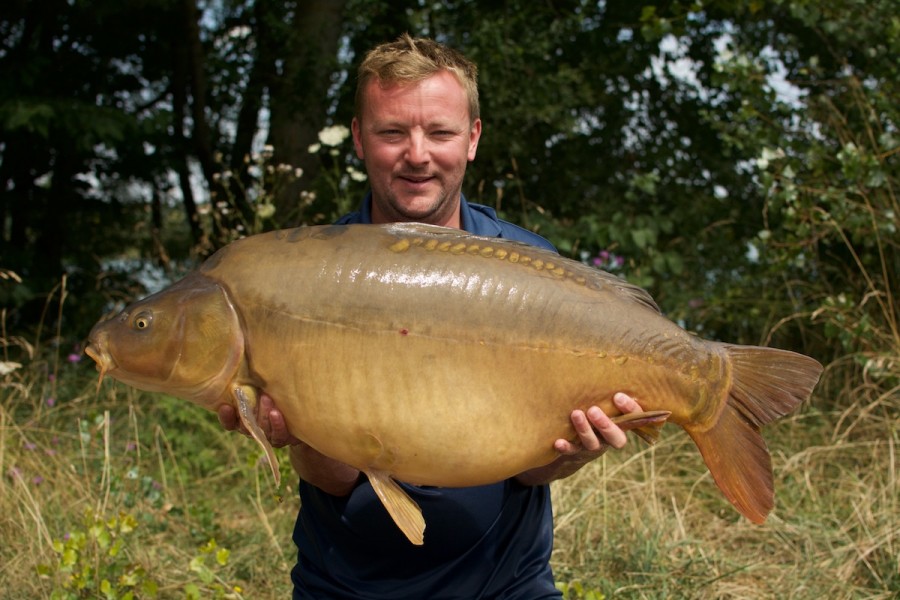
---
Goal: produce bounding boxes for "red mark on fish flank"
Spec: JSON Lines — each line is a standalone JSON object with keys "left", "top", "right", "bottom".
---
{"left": 399, "top": 328, "right": 409, "bottom": 336}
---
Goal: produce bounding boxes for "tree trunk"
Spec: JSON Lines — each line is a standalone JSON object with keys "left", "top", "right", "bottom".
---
{"left": 266, "top": 0, "right": 347, "bottom": 223}
{"left": 170, "top": 21, "right": 204, "bottom": 248}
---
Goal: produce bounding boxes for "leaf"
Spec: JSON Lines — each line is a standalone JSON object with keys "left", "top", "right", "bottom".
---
{"left": 215, "top": 548, "right": 230, "bottom": 566}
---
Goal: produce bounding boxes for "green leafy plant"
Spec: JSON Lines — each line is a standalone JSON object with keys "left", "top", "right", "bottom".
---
{"left": 37, "top": 509, "right": 159, "bottom": 599}
{"left": 184, "top": 539, "right": 242, "bottom": 599}
{"left": 37, "top": 509, "right": 242, "bottom": 600}
{"left": 556, "top": 580, "right": 606, "bottom": 600}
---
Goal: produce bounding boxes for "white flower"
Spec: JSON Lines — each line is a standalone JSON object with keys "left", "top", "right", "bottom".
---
{"left": 256, "top": 203, "right": 276, "bottom": 219}
{"left": 318, "top": 125, "right": 350, "bottom": 147}
{"left": 308, "top": 143, "right": 321, "bottom": 154}
{"left": 756, "top": 147, "right": 785, "bottom": 170}
{"left": 347, "top": 165, "right": 368, "bottom": 182}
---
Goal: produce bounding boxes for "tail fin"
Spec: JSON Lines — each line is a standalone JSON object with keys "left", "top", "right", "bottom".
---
{"left": 685, "top": 345, "right": 823, "bottom": 523}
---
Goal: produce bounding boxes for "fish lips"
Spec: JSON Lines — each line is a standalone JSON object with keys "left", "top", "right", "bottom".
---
{"left": 84, "top": 334, "right": 116, "bottom": 386}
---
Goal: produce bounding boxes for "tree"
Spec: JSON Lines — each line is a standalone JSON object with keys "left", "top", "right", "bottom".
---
{"left": 0, "top": 0, "right": 348, "bottom": 329}
{"left": 2, "top": 0, "right": 896, "bottom": 385}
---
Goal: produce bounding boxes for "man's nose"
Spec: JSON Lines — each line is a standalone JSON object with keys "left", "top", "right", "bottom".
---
{"left": 405, "top": 131, "right": 429, "bottom": 165}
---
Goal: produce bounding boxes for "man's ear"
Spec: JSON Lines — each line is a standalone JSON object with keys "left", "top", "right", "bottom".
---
{"left": 468, "top": 118, "right": 482, "bottom": 161}
{"left": 351, "top": 117, "right": 364, "bottom": 159}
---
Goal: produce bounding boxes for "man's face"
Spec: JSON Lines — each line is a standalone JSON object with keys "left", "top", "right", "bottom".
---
{"left": 352, "top": 70, "right": 481, "bottom": 227}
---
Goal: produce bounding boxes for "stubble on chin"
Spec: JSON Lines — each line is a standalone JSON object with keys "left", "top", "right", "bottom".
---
{"left": 378, "top": 188, "right": 456, "bottom": 225}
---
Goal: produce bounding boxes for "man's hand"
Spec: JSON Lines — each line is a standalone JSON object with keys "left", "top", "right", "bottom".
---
{"left": 516, "top": 392, "right": 644, "bottom": 486}
{"left": 217, "top": 393, "right": 301, "bottom": 448}
{"left": 554, "top": 392, "right": 641, "bottom": 455}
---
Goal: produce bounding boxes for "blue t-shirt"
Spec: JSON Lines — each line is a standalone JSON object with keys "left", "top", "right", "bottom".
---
{"left": 290, "top": 195, "right": 562, "bottom": 599}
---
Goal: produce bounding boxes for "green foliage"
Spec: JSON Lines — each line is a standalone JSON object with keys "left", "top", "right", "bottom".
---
{"left": 36, "top": 509, "right": 240, "bottom": 599}
{"left": 185, "top": 539, "right": 241, "bottom": 599}
{"left": 699, "top": 0, "right": 899, "bottom": 390}
{"left": 556, "top": 580, "right": 606, "bottom": 600}
{"left": 37, "top": 510, "right": 159, "bottom": 600}
{"left": 3, "top": 0, "right": 896, "bottom": 366}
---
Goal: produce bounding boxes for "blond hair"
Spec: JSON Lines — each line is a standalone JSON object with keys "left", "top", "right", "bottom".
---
{"left": 355, "top": 33, "right": 480, "bottom": 123}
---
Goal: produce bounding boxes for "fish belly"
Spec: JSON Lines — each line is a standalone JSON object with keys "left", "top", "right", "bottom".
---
{"left": 249, "top": 321, "right": 712, "bottom": 487}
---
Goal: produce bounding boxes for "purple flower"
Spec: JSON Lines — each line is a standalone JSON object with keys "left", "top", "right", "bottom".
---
{"left": 32, "top": 476, "right": 44, "bottom": 485}
{"left": 24, "top": 442, "right": 37, "bottom": 451}
{"left": 67, "top": 353, "right": 82, "bottom": 364}
{"left": 45, "top": 397, "right": 56, "bottom": 408}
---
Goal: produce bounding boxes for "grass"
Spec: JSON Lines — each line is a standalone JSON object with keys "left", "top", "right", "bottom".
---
{"left": 2, "top": 349, "right": 897, "bottom": 599}
{"left": 551, "top": 374, "right": 899, "bottom": 599}
{"left": 1, "top": 359, "right": 299, "bottom": 598}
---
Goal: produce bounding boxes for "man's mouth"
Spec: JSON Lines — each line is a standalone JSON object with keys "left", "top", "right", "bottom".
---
{"left": 398, "top": 174, "right": 434, "bottom": 184}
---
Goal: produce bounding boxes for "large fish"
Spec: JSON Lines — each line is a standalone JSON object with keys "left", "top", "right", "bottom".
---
{"left": 85, "top": 223, "right": 823, "bottom": 545}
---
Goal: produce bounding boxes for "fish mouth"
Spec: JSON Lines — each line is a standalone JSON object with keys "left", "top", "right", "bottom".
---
{"left": 84, "top": 340, "right": 116, "bottom": 390}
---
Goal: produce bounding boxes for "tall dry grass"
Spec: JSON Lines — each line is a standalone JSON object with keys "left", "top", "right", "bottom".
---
{"left": 0, "top": 361, "right": 298, "bottom": 598}
{"left": 551, "top": 370, "right": 898, "bottom": 599}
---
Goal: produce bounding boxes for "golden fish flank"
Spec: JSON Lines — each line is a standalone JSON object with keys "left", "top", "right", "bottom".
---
{"left": 84, "top": 222, "right": 823, "bottom": 546}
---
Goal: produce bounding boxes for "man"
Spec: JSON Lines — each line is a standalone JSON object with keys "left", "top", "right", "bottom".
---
{"left": 220, "top": 34, "right": 644, "bottom": 599}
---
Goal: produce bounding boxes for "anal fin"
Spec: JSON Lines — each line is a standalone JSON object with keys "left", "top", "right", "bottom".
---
{"left": 365, "top": 470, "right": 425, "bottom": 545}
{"left": 611, "top": 410, "right": 671, "bottom": 445}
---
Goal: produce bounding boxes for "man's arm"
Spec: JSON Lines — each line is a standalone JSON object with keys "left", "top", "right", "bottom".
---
{"left": 288, "top": 443, "right": 361, "bottom": 496}
{"left": 515, "top": 393, "right": 642, "bottom": 486}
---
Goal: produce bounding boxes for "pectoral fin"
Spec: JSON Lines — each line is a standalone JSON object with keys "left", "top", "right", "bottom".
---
{"left": 611, "top": 410, "right": 671, "bottom": 445}
{"left": 233, "top": 385, "right": 281, "bottom": 487}
{"left": 364, "top": 470, "right": 425, "bottom": 545}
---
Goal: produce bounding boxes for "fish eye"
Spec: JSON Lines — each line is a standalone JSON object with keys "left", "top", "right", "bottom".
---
{"left": 133, "top": 311, "right": 153, "bottom": 330}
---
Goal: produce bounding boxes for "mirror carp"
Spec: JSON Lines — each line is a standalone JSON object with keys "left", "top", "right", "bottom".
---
{"left": 85, "top": 223, "right": 823, "bottom": 545}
